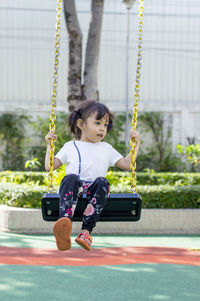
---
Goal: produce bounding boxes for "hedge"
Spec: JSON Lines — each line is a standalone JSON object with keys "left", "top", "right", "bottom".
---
{"left": 136, "top": 172, "right": 200, "bottom": 186}
{"left": 0, "top": 171, "right": 48, "bottom": 185}
{"left": 1, "top": 171, "right": 200, "bottom": 186}
{"left": 0, "top": 183, "right": 46, "bottom": 208}
{"left": 106, "top": 171, "right": 200, "bottom": 186}
{"left": 0, "top": 183, "right": 200, "bottom": 209}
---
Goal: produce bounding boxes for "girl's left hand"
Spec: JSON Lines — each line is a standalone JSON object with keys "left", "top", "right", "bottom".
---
{"left": 129, "top": 130, "right": 140, "bottom": 144}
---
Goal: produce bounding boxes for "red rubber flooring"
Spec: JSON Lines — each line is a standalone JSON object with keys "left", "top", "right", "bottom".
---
{"left": 0, "top": 246, "right": 200, "bottom": 266}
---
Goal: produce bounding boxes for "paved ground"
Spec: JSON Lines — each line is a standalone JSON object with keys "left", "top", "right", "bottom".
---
{"left": 0, "top": 233, "right": 200, "bottom": 301}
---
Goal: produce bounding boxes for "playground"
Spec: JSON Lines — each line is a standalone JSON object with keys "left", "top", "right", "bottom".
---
{"left": 0, "top": 233, "right": 200, "bottom": 301}
{"left": 0, "top": 0, "right": 200, "bottom": 300}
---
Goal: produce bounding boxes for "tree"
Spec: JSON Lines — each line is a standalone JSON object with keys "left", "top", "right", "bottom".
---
{"left": 63, "top": 0, "right": 104, "bottom": 111}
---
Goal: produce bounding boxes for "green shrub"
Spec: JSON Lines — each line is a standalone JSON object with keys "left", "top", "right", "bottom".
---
{"left": 138, "top": 112, "right": 185, "bottom": 171}
{"left": 0, "top": 114, "right": 30, "bottom": 170}
{"left": 106, "top": 171, "right": 200, "bottom": 186}
{"left": 0, "top": 183, "right": 46, "bottom": 208}
{"left": 1, "top": 171, "right": 200, "bottom": 187}
{"left": 110, "top": 184, "right": 200, "bottom": 208}
{"left": 131, "top": 185, "right": 200, "bottom": 208}
{"left": 0, "top": 171, "right": 48, "bottom": 185}
{"left": 177, "top": 143, "right": 200, "bottom": 170}
{"left": 136, "top": 172, "right": 200, "bottom": 186}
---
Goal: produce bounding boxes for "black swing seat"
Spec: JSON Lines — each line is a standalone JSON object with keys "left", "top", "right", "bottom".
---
{"left": 41, "top": 193, "right": 142, "bottom": 222}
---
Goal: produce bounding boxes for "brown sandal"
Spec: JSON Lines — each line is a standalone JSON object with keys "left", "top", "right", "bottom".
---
{"left": 53, "top": 217, "right": 72, "bottom": 251}
{"left": 75, "top": 232, "right": 93, "bottom": 251}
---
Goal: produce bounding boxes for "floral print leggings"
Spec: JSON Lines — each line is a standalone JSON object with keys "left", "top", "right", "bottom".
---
{"left": 59, "top": 174, "right": 110, "bottom": 233}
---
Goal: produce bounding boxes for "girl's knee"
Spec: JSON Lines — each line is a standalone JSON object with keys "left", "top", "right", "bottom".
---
{"left": 59, "top": 174, "right": 80, "bottom": 193}
{"left": 94, "top": 177, "right": 109, "bottom": 187}
{"left": 62, "top": 174, "right": 80, "bottom": 184}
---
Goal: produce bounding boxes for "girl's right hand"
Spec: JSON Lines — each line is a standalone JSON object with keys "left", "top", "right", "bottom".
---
{"left": 45, "top": 131, "right": 57, "bottom": 145}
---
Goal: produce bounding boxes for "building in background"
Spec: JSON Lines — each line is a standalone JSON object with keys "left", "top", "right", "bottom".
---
{"left": 0, "top": 0, "right": 200, "bottom": 148}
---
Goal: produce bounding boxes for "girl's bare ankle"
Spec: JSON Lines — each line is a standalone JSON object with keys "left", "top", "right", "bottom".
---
{"left": 82, "top": 229, "right": 89, "bottom": 235}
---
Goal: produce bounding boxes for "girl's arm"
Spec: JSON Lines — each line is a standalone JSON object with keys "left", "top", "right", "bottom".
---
{"left": 45, "top": 131, "right": 62, "bottom": 171}
{"left": 115, "top": 130, "right": 140, "bottom": 171}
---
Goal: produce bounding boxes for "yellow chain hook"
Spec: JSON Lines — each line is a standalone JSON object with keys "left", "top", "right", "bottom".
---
{"left": 130, "top": 0, "right": 144, "bottom": 193}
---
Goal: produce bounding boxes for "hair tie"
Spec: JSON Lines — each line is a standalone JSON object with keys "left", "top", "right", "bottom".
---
{"left": 74, "top": 110, "right": 81, "bottom": 117}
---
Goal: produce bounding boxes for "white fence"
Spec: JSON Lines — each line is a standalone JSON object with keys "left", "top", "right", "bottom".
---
{"left": 0, "top": 0, "right": 200, "bottom": 147}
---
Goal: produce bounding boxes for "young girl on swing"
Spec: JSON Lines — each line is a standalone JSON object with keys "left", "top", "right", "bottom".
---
{"left": 45, "top": 100, "right": 140, "bottom": 252}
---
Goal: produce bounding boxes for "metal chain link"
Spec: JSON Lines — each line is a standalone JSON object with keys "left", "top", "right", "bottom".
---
{"left": 48, "top": 0, "right": 62, "bottom": 192}
{"left": 130, "top": 0, "right": 144, "bottom": 193}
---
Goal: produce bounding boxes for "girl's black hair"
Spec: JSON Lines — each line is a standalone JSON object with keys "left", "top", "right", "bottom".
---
{"left": 68, "top": 100, "right": 113, "bottom": 140}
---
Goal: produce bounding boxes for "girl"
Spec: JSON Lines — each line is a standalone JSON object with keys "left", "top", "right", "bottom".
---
{"left": 45, "top": 100, "right": 140, "bottom": 252}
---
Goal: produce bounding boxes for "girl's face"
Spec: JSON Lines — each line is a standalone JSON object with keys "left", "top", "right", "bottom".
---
{"left": 77, "top": 112, "right": 110, "bottom": 143}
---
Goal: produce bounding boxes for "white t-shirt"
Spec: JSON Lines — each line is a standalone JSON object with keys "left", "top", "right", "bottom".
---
{"left": 55, "top": 140, "right": 123, "bottom": 182}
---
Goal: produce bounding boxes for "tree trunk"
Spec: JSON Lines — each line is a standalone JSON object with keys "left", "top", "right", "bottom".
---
{"left": 83, "top": 0, "right": 104, "bottom": 101}
{"left": 63, "top": 0, "right": 83, "bottom": 111}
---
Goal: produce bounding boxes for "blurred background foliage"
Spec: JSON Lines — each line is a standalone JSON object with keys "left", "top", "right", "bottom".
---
{"left": 0, "top": 111, "right": 199, "bottom": 172}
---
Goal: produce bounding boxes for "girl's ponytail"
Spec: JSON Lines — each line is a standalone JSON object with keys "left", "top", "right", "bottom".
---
{"left": 68, "top": 110, "right": 82, "bottom": 139}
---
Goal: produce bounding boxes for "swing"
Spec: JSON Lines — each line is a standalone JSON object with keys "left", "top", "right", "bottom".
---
{"left": 41, "top": 0, "right": 144, "bottom": 222}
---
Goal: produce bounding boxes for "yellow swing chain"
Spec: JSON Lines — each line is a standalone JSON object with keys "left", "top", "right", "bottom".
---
{"left": 48, "top": 0, "right": 62, "bottom": 192}
{"left": 130, "top": 0, "right": 144, "bottom": 193}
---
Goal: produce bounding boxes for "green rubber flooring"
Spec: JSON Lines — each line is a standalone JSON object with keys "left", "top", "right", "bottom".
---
{"left": 1, "top": 233, "right": 200, "bottom": 249}
{"left": 0, "top": 264, "right": 200, "bottom": 301}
